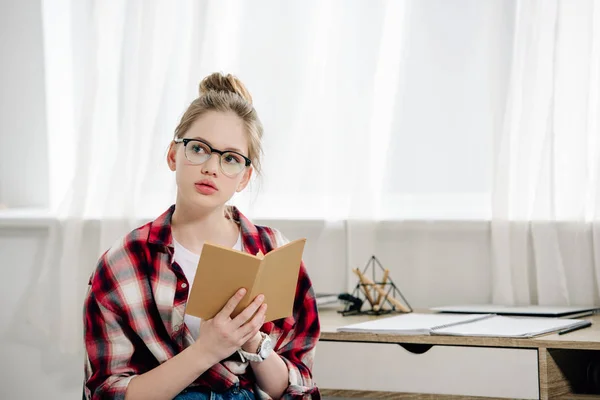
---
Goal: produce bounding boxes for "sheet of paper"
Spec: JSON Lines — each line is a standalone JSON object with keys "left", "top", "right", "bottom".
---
{"left": 432, "top": 315, "right": 588, "bottom": 338}
{"left": 337, "top": 313, "right": 492, "bottom": 335}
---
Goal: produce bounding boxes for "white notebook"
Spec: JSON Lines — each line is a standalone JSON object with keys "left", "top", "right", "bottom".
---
{"left": 337, "top": 313, "right": 591, "bottom": 338}
{"left": 432, "top": 315, "right": 590, "bottom": 338}
{"left": 337, "top": 313, "right": 493, "bottom": 335}
{"left": 431, "top": 304, "right": 599, "bottom": 317}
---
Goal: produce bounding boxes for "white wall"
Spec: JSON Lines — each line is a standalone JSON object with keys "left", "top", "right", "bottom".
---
{"left": 0, "top": 0, "right": 48, "bottom": 208}
{"left": 0, "top": 227, "right": 81, "bottom": 399}
{"left": 0, "top": 0, "right": 69, "bottom": 398}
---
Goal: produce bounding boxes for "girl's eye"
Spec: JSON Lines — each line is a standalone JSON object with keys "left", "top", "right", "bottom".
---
{"left": 223, "top": 153, "right": 243, "bottom": 165}
{"left": 191, "top": 144, "right": 208, "bottom": 154}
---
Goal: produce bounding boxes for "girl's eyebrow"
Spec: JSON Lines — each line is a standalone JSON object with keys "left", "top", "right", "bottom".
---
{"left": 189, "top": 136, "right": 244, "bottom": 154}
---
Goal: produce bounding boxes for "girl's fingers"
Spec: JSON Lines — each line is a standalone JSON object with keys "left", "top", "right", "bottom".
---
{"left": 239, "top": 304, "right": 267, "bottom": 338}
{"left": 216, "top": 288, "right": 247, "bottom": 319}
{"left": 232, "top": 294, "right": 265, "bottom": 328}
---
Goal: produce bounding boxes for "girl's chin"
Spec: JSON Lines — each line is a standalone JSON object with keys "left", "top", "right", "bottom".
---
{"left": 186, "top": 192, "right": 225, "bottom": 209}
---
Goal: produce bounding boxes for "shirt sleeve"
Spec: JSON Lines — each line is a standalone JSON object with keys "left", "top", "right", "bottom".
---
{"left": 255, "top": 228, "right": 322, "bottom": 400}
{"left": 278, "top": 262, "right": 321, "bottom": 399}
{"left": 83, "top": 266, "right": 138, "bottom": 399}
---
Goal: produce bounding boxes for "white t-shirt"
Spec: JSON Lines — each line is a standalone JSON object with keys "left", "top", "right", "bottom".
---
{"left": 174, "top": 234, "right": 243, "bottom": 339}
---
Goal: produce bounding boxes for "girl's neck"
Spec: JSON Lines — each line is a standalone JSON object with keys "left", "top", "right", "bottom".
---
{"left": 170, "top": 202, "right": 238, "bottom": 254}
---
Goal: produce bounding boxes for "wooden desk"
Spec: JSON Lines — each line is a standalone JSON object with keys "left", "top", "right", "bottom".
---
{"left": 314, "top": 309, "right": 600, "bottom": 400}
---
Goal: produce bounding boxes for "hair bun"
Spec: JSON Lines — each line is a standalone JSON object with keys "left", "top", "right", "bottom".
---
{"left": 199, "top": 72, "right": 253, "bottom": 104}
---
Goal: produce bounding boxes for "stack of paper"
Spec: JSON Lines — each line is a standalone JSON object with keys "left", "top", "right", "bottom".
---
{"left": 431, "top": 304, "right": 599, "bottom": 317}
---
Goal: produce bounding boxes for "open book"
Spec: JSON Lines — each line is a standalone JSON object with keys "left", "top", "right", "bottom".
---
{"left": 337, "top": 313, "right": 493, "bottom": 335}
{"left": 186, "top": 238, "right": 306, "bottom": 322}
{"left": 337, "top": 313, "right": 591, "bottom": 338}
{"left": 432, "top": 315, "right": 590, "bottom": 338}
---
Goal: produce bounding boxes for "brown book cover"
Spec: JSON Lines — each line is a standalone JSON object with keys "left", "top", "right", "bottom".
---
{"left": 186, "top": 238, "right": 306, "bottom": 322}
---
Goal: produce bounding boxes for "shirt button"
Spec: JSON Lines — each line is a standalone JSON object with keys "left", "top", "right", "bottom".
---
{"left": 181, "top": 283, "right": 188, "bottom": 289}
{"left": 173, "top": 324, "right": 182, "bottom": 332}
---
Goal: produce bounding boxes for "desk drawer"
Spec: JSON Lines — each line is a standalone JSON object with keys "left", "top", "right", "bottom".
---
{"left": 314, "top": 341, "right": 539, "bottom": 399}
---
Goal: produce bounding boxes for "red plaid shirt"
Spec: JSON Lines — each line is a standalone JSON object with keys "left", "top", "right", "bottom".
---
{"left": 83, "top": 205, "right": 321, "bottom": 399}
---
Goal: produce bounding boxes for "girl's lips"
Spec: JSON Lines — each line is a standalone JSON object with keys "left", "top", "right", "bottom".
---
{"left": 195, "top": 183, "right": 218, "bottom": 195}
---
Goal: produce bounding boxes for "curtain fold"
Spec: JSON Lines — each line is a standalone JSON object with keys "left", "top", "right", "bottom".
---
{"left": 492, "top": 0, "right": 600, "bottom": 305}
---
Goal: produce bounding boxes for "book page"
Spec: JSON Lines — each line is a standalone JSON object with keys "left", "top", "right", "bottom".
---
{"left": 254, "top": 238, "right": 306, "bottom": 322}
{"left": 337, "top": 313, "right": 493, "bottom": 335}
{"left": 432, "top": 315, "right": 588, "bottom": 337}
{"left": 186, "top": 242, "right": 262, "bottom": 320}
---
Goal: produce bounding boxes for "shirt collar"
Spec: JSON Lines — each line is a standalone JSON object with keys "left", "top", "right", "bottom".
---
{"left": 147, "top": 204, "right": 262, "bottom": 254}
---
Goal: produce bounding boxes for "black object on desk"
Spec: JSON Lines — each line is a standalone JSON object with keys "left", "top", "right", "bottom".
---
{"left": 337, "top": 293, "right": 363, "bottom": 313}
{"left": 558, "top": 320, "right": 592, "bottom": 335}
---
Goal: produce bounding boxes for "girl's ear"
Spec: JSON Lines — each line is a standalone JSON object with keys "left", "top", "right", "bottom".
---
{"left": 167, "top": 141, "right": 177, "bottom": 171}
{"left": 237, "top": 166, "right": 253, "bottom": 192}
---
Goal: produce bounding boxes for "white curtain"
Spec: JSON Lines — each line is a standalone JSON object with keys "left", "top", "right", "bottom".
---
{"left": 9, "top": 0, "right": 198, "bottom": 375}
{"left": 492, "top": 0, "right": 600, "bottom": 306}
{"left": 11, "top": 0, "right": 600, "bottom": 381}
{"left": 15, "top": 0, "right": 419, "bottom": 368}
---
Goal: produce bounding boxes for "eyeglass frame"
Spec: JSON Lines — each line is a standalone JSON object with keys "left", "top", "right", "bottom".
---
{"left": 173, "top": 137, "right": 252, "bottom": 176}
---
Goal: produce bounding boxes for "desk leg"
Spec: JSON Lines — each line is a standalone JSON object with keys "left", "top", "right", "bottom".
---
{"left": 538, "top": 348, "right": 571, "bottom": 400}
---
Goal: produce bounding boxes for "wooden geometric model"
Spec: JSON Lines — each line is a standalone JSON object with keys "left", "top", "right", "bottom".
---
{"left": 339, "top": 255, "right": 412, "bottom": 316}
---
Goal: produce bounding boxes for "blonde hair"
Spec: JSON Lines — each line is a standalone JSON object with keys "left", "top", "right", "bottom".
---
{"left": 174, "top": 72, "right": 264, "bottom": 175}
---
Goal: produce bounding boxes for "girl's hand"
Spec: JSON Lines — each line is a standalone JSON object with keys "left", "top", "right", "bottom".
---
{"left": 194, "top": 288, "right": 267, "bottom": 365}
{"left": 241, "top": 331, "right": 263, "bottom": 353}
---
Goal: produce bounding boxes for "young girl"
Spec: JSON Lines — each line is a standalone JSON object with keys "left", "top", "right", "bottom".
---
{"left": 83, "top": 73, "right": 321, "bottom": 400}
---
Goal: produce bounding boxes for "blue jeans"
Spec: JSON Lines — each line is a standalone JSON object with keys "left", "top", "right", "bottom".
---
{"left": 174, "top": 385, "right": 255, "bottom": 400}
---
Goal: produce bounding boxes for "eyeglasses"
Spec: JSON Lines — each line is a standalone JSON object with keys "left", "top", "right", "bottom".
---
{"left": 173, "top": 138, "right": 251, "bottom": 177}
